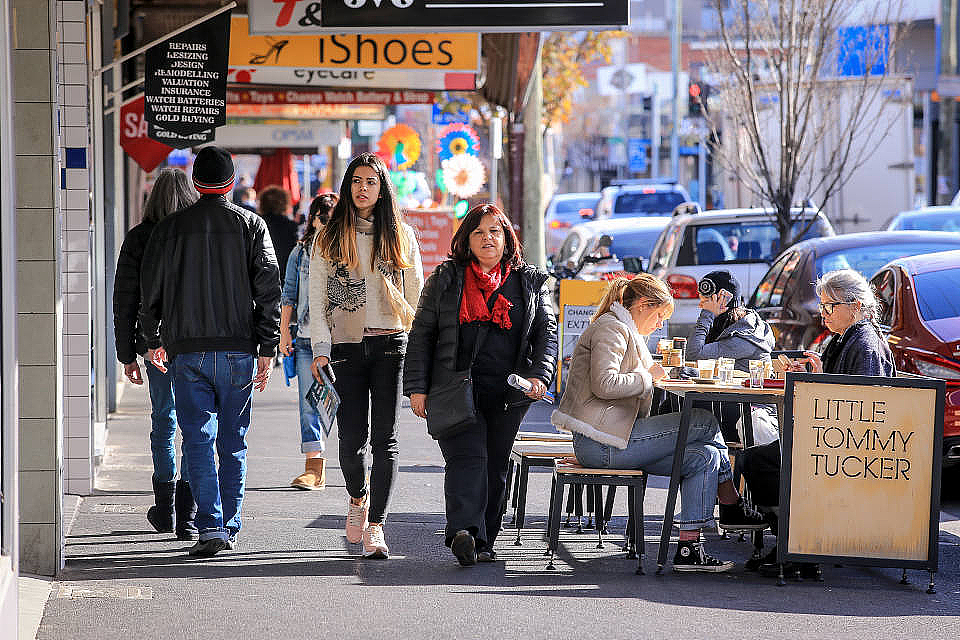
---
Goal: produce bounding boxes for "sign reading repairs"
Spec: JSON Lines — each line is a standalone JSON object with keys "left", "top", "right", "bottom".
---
{"left": 785, "top": 380, "right": 937, "bottom": 562}
{"left": 145, "top": 10, "right": 231, "bottom": 137}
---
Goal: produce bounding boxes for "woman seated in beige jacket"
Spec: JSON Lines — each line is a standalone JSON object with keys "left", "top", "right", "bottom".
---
{"left": 551, "top": 274, "right": 766, "bottom": 572}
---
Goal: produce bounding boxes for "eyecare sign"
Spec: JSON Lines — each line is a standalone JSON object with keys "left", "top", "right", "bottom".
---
{"left": 782, "top": 378, "right": 942, "bottom": 564}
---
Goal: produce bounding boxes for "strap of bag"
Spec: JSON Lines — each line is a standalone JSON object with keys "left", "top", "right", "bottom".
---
{"left": 469, "top": 323, "right": 489, "bottom": 368}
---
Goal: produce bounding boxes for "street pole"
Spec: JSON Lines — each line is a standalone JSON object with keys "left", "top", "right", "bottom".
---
{"left": 651, "top": 87, "right": 660, "bottom": 179}
{"left": 490, "top": 113, "right": 502, "bottom": 206}
{"left": 522, "top": 50, "right": 545, "bottom": 268}
{"left": 670, "top": 0, "right": 681, "bottom": 181}
{"left": 698, "top": 132, "right": 706, "bottom": 207}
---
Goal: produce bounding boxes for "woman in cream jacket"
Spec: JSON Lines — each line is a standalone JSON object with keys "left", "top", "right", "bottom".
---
{"left": 552, "top": 274, "right": 765, "bottom": 572}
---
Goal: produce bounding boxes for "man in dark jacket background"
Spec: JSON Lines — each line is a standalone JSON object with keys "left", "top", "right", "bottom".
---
{"left": 140, "top": 146, "right": 281, "bottom": 558}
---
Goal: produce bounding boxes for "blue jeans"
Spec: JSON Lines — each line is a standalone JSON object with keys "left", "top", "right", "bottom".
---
{"left": 170, "top": 351, "right": 255, "bottom": 542}
{"left": 294, "top": 337, "right": 324, "bottom": 453}
{"left": 143, "top": 360, "right": 188, "bottom": 484}
{"left": 573, "top": 408, "right": 731, "bottom": 530}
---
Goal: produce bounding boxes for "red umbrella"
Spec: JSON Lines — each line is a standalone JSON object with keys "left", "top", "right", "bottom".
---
{"left": 254, "top": 148, "right": 300, "bottom": 209}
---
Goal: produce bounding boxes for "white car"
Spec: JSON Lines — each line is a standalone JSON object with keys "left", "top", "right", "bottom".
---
{"left": 646, "top": 208, "right": 835, "bottom": 338}
{"left": 543, "top": 192, "right": 601, "bottom": 258}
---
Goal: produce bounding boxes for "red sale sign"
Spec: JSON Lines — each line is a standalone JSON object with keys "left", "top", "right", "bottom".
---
{"left": 120, "top": 95, "right": 172, "bottom": 172}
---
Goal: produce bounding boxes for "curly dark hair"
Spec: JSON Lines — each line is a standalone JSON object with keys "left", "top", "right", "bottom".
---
{"left": 258, "top": 185, "right": 291, "bottom": 217}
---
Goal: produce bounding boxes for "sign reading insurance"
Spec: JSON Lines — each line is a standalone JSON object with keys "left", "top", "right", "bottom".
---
{"left": 780, "top": 374, "right": 943, "bottom": 570}
{"left": 144, "top": 11, "right": 230, "bottom": 138}
{"left": 248, "top": 0, "right": 629, "bottom": 32}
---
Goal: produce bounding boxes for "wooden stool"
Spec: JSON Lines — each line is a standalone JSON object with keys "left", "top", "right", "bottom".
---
{"left": 515, "top": 431, "right": 573, "bottom": 442}
{"left": 505, "top": 441, "right": 575, "bottom": 545}
{"left": 547, "top": 462, "right": 647, "bottom": 574}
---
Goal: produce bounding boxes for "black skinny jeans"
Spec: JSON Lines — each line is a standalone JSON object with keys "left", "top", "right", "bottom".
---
{"left": 437, "top": 385, "right": 529, "bottom": 550}
{"left": 330, "top": 333, "right": 405, "bottom": 524}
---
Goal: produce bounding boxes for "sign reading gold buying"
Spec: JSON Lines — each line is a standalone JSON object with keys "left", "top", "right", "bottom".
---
{"left": 248, "top": 0, "right": 629, "bottom": 33}
{"left": 228, "top": 15, "right": 478, "bottom": 89}
{"left": 780, "top": 375, "right": 943, "bottom": 570}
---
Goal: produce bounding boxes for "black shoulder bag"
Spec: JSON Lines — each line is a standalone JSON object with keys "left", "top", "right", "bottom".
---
{"left": 425, "top": 324, "right": 489, "bottom": 440}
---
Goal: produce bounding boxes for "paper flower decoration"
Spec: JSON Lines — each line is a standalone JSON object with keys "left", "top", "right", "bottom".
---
{"left": 441, "top": 154, "right": 486, "bottom": 199}
{"left": 377, "top": 124, "right": 421, "bottom": 170}
{"left": 437, "top": 124, "right": 479, "bottom": 163}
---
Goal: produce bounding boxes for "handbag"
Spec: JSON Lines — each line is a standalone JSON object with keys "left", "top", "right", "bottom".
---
{"left": 425, "top": 324, "right": 489, "bottom": 440}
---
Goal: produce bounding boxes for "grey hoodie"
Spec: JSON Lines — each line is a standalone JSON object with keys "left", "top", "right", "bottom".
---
{"left": 686, "top": 308, "right": 775, "bottom": 371}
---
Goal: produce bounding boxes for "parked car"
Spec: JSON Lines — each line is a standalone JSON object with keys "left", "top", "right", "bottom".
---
{"left": 886, "top": 206, "right": 960, "bottom": 232}
{"left": 544, "top": 191, "right": 601, "bottom": 258}
{"left": 869, "top": 250, "right": 960, "bottom": 470}
{"left": 646, "top": 208, "right": 835, "bottom": 338}
{"left": 594, "top": 181, "right": 690, "bottom": 220}
{"left": 750, "top": 231, "right": 960, "bottom": 350}
{"left": 551, "top": 216, "right": 672, "bottom": 282}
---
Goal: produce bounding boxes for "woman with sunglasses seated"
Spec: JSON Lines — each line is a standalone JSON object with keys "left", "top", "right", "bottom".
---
{"left": 745, "top": 268, "right": 896, "bottom": 579}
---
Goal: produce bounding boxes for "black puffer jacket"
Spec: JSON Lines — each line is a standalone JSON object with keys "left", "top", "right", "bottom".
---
{"left": 113, "top": 220, "right": 155, "bottom": 365}
{"left": 403, "top": 260, "right": 558, "bottom": 400}
{"left": 139, "top": 194, "right": 281, "bottom": 358}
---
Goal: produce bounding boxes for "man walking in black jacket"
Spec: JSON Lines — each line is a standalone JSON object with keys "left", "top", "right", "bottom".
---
{"left": 140, "top": 146, "right": 281, "bottom": 558}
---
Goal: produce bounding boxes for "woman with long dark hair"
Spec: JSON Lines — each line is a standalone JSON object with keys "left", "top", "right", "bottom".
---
{"left": 280, "top": 193, "right": 338, "bottom": 491}
{"left": 404, "top": 203, "right": 557, "bottom": 566}
{"left": 309, "top": 153, "right": 423, "bottom": 559}
{"left": 113, "top": 168, "right": 199, "bottom": 539}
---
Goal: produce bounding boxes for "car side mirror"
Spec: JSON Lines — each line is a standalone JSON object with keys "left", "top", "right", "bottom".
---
{"left": 579, "top": 208, "right": 595, "bottom": 220}
{"left": 622, "top": 256, "right": 644, "bottom": 273}
{"left": 597, "top": 234, "right": 613, "bottom": 248}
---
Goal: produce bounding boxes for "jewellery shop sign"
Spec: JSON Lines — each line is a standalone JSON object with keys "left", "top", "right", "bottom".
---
{"left": 779, "top": 373, "right": 944, "bottom": 572}
{"left": 144, "top": 10, "right": 230, "bottom": 147}
{"left": 248, "top": 0, "right": 629, "bottom": 33}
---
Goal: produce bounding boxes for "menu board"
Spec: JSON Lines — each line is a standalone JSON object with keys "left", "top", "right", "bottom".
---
{"left": 404, "top": 209, "right": 454, "bottom": 276}
{"left": 145, "top": 11, "right": 231, "bottom": 138}
{"left": 780, "top": 375, "right": 943, "bottom": 570}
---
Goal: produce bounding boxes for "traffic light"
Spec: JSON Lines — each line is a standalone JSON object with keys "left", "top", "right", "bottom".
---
{"left": 688, "top": 82, "right": 709, "bottom": 116}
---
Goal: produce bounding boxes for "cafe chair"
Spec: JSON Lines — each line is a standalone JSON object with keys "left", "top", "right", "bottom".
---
{"left": 546, "top": 461, "right": 647, "bottom": 575}
{"left": 505, "top": 439, "right": 575, "bottom": 546}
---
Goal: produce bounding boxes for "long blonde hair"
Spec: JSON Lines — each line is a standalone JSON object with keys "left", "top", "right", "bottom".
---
{"left": 314, "top": 152, "right": 412, "bottom": 271}
{"left": 593, "top": 274, "right": 673, "bottom": 321}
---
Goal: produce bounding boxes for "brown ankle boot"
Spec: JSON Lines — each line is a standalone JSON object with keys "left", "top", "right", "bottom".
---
{"left": 291, "top": 457, "right": 326, "bottom": 490}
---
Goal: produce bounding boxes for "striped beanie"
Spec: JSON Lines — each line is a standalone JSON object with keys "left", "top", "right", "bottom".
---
{"left": 192, "top": 146, "right": 235, "bottom": 194}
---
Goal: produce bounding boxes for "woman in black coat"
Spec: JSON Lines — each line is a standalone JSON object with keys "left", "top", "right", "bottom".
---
{"left": 113, "top": 168, "right": 198, "bottom": 539}
{"left": 404, "top": 203, "right": 557, "bottom": 566}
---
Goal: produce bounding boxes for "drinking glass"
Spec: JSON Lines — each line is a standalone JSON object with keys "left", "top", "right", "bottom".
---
{"left": 749, "top": 360, "right": 764, "bottom": 388}
{"left": 697, "top": 359, "right": 715, "bottom": 379}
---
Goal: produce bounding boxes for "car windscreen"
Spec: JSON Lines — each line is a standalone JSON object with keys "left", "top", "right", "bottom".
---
{"left": 614, "top": 192, "right": 685, "bottom": 215}
{"left": 552, "top": 197, "right": 599, "bottom": 218}
{"left": 610, "top": 228, "right": 666, "bottom": 260}
{"left": 815, "top": 243, "right": 960, "bottom": 278}
{"left": 893, "top": 212, "right": 960, "bottom": 232}
{"left": 914, "top": 268, "right": 960, "bottom": 321}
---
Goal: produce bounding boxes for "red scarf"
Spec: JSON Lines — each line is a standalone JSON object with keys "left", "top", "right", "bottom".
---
{"left": 459, "top": 261, "right": 513, "bottom": 329}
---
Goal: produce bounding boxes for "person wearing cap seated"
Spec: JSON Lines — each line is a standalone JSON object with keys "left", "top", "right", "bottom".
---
{"left": 140, "top": 146, "right": 282, "bottom": 559}
{"left": 685, "top": 270, "right": 776, "bottom": 446}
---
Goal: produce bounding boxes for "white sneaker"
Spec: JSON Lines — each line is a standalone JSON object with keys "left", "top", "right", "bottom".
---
{"left": 363, "top": 523, "right": 389, "bottom": 559}
{"left": 345, "top": 497, "right": 368, "bottom": 544}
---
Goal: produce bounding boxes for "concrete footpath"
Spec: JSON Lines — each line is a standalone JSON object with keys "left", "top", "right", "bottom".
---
{"left": 28, "top": 371, "right": 960, "bottom": 639}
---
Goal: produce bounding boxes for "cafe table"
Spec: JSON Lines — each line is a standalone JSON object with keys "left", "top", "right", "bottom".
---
{"left": 653, "top": 378, "right": 786, "bottom": 573}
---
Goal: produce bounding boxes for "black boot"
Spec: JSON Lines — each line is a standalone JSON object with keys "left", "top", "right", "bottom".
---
{"left": 175, "top": 480, "right": 199, "bottom": 541}
{"left": 147, "top": 476, "right": 176, "bottom": 533}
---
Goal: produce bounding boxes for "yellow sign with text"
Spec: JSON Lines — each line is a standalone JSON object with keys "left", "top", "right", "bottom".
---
{"left": 229, "top": 16, "right": 479, "bottom": 71}
{"left": 556, "top": 280, "right": 610, "bottom": 390}
{"left": 787, "top": 381, "right": 937, "bottom": 561}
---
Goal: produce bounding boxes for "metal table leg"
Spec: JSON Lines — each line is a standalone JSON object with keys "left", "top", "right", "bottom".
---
{"left": 656, "top": 394, "right": 694, "bottom": 573}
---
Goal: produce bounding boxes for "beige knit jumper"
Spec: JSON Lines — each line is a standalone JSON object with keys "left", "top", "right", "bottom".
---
{"left": 309, "top": 219, "right": 424, "bottom": 359}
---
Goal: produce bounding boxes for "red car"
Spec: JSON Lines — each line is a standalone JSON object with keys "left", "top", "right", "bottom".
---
{"left": 870, "top": 250, "right": 960, "bottom": 470}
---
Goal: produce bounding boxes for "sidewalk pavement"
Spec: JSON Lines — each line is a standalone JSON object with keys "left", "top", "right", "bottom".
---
{"left": 27, "top": 369, "right": 960, "bottom": 639}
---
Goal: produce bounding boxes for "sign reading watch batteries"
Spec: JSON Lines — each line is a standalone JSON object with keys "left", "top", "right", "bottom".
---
{"left": 248, "top": 0, "right": 629, "bottom": 33}
{"left": 144, "top": 11, "right": 231, "bottom": 138}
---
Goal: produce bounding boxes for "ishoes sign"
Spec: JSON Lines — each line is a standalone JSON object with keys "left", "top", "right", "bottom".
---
{"left": 229, "top": 16, "right": 478, "bottom": 89}
{"left": 248, "top": 0, "right": 629, "bottom": 33}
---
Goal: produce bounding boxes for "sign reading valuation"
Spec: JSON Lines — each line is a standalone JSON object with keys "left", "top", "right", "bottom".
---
{"left": 144, "top": 11, "right": 230, "bottom": 137}
{"left": 248, "top": 0, "right": 629, "bottom": 33}
{"left": 781, "top": 376, "right": 942, "bottom": 566}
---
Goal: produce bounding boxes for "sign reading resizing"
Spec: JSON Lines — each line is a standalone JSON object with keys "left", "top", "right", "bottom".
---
{"left": 248, "top": 0, "right": 630, "bottom": 33}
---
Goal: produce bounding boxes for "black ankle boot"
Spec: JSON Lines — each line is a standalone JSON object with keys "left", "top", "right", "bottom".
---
{"left": 174, "top": 480, "right": 198, "bottom": 541}
{"left": 147, "top": 476, "right": 176, "bottom": 533}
